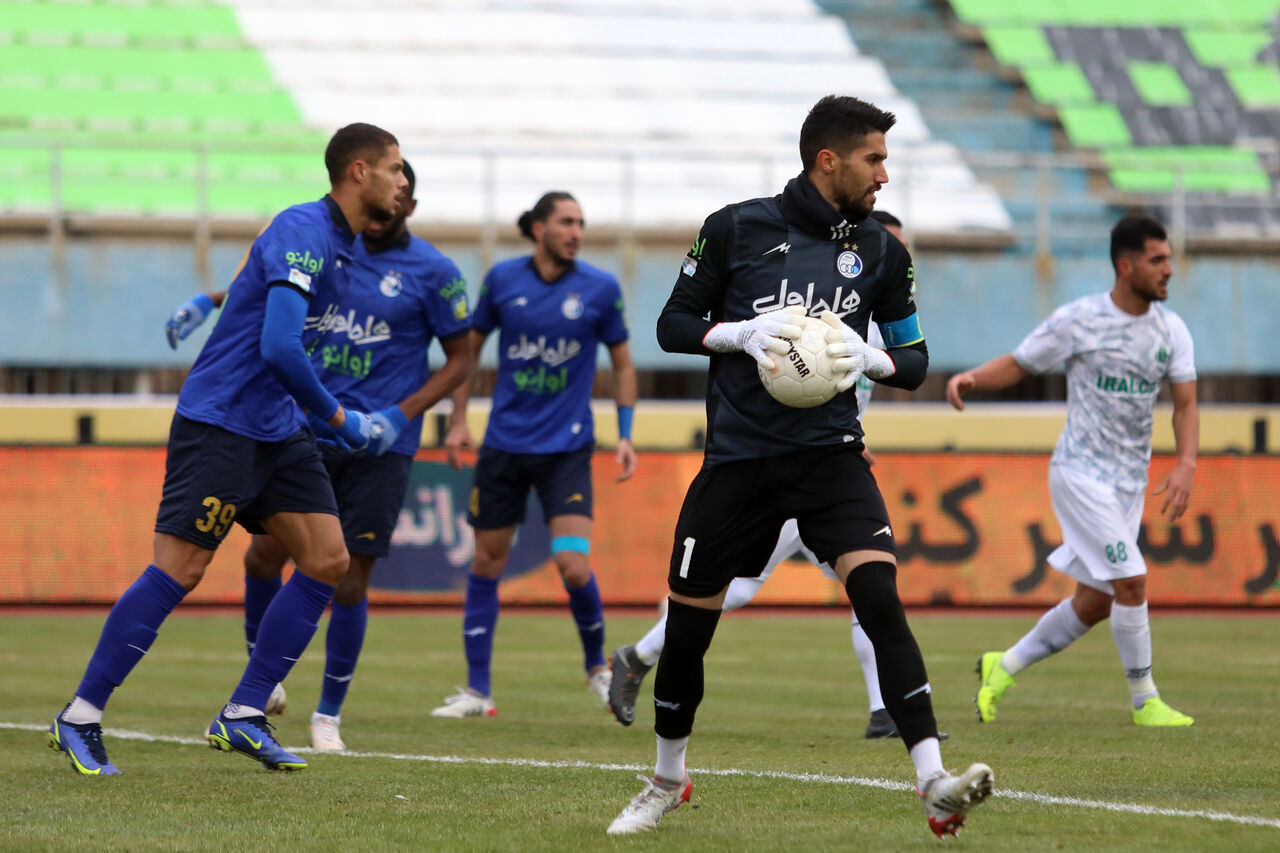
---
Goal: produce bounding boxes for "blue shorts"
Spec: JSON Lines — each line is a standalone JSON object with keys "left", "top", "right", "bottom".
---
{"left": 155, "top": 413, "right": 338, "bottom": 550}
{"left": 468, "top": 445, "right": 593, "bottom": 530}
{"left": 321, "top": 445, "right": 413, "bottom": 558}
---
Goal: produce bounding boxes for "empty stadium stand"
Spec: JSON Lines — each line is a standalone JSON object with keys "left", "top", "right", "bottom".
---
{"left": 951, "top": 0, "right": 1280, "bottom": 236}
{"left": 0, "top": 0, "right": 1013, "bottom": 235}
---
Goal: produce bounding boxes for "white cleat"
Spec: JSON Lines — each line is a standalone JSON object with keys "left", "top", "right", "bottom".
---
{"left": 265, "top": 683, "right": 287, "bottom": 716}
{"left": 588, "top": 666, "right": 612, "bottom": 710}
{"left": 309, "top": 712, "right": 345, "bottom": 751}
{"left": 607, "top": 774, "right": 692, "bottom": 835}
{"left": 918, "top": 763, "right": 994, "bottom": 837}
{"left": 430, "top": 687, "right": 497, "bottom": 718}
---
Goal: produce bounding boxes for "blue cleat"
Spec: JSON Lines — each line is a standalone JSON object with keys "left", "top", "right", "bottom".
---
{"left": 207, "top": 712, "right": 308, "bottom": 771}
{"left": 49, "top": 708, "right": 121, "bottom": 776}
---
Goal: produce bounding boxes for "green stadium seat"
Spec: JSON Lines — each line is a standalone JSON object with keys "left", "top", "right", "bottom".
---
{"left": 1225, "top": 66, "right": 1280, "bottom": 107}
{"left": 0, "top": 1, "right": 240, "bottom": 41}
{"left": 1184, "top": 31, "right": 1274, "bottom": 67}
{"left": 0, "top": 145, "right": 53, "bottom": 210}
{"left": 1127, "top": 62, "right": 1193, "bottom": 107}
{"left": 1105, "top": 147, "right": 1270, "bottom": 194}
{"left": 1057, "top": 103, "right": 1133, "bottom": 147}
{"left": 983, "top": 27, "right": 1057, "bottom": 66}
{"left": 1022, "top": 65, "right": 1096, "bottom": 105}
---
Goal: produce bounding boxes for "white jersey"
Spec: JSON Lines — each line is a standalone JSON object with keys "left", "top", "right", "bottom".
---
{"left": 1013, "top": 292, "right": 1196, "bottom": 492}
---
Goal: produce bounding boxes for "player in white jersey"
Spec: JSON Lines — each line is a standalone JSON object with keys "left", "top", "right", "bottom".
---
{"left": 946, "top": 214, "right": 1198, "bottom": 728}
{"left": 608, "top": 212, "right": 947, "bottom": 741}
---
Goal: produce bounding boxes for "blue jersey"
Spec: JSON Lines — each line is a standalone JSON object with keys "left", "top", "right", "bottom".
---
{"left": 178, "top": 196, "right": 355, "bottom": 441}
{"left": 306, "top": 230, "right": 472, "bottom": 456}
{"left": 472, "top": 257, "right": 629, "bottom": 454}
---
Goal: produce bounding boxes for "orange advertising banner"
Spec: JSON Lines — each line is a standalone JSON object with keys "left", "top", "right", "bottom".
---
{"left": 2, "top": 447, "right": 1278, "bottom": 607}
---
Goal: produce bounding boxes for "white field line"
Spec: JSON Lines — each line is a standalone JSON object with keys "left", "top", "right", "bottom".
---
{"left": 11, "top": 720, "right": 1279, "bottom": 830}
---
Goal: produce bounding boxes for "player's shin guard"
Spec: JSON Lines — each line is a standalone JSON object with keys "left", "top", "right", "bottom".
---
{"left": 76, "top": 564, "right": 188, "bottom": 709}
{"left": 317, "top": 597, "right": 368, "bottom": 717}
{"left": 565, "top": 572, "right": 606, "bottom": 671}
{"left": 845, "top": 562, "right": 938, "bottom": 748}
{"left": 231, "top": 572, "right": 335, "bottom": 710}
{"left": 652, "top": 600, "right": 721, "bottom": 740}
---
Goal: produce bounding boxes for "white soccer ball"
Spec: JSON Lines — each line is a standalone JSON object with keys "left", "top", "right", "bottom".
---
{"left": 757, "top": 316, "right": 842, "bottom": 408}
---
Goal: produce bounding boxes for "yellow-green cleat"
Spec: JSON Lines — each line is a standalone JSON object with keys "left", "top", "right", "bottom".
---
{"left": 974, "top": 651, "right": 1015, "bottom": 723}
{"left": 1132, "top": 697, "right": 1194, "bottom": 727}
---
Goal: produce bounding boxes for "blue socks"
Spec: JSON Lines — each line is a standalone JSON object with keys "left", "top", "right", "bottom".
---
{"left": 230, "top": 571, "right": 335, "bottom": 711}
{"left": 77, "top": 564, "right": 188, "bottom": 709}
{"left": 463, "top": 573, "right": 500, "bottom": 696}
{"left": 243, "top": 574, "right": 282, "bottom": 656}
{"left": 316, "top": 598, "right": 368, "bottom": 717}
{"left": 566, "top": 572, "right": 606, "bottom": 671}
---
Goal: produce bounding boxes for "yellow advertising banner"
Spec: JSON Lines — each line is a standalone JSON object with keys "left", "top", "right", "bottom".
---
{"left": 2, "top": 447, "right": 1277, "bottom": 607}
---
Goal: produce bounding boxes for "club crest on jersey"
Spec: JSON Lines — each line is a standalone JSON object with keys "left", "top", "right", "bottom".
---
{"left": 1156, "top": 346, "right": 1169, "bottom": 364}
{"left": 836, "top": 250, "right": 863, "bottom": 279}
{"left": 561, "top": 293, "right": 584, "bottom": 320}
{"left": 379, "top": 271, "right": 403, "bottom": 298}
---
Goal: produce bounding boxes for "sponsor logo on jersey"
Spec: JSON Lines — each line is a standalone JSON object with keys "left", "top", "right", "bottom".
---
{"left": 1096, "top": 373, "right": 1160, "bottom": 394}
{"left": 836, "top": 250, "right": 863, "bottom": 279}
{"left": 681, "top": 255, "right": 698, "bottom": 277}
{"left": 507, "top": 334, "right": 582, "bottom": 367}
{"left": 752, "top": 278, "right": 861, "bottom": 319}
{"left": 285, "top": 250, "right": 324, "bottom": 275}
{"left": 379, "top": 271, "right": 403, "bottom": 297}
{"left": 320, "top": 344, "right": 372, "bottom": 379}
{"left": 306, "top": 304, "right": 392, "bottom": 345}
{"left": 561, "top": 293, "right": 584, "bottom": 320}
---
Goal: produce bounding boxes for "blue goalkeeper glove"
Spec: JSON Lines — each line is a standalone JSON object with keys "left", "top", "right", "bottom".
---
{"left": 306, "top": 411, "right": 350, "bottom": 451}
{"left": 365, "top": 406, "right": 409, "bottom": 457}
{"left": 335, "top": 408, "right": 382, "bottom": 455}
{"left": 165, "top": 293, "right": 215, "bottom": 350}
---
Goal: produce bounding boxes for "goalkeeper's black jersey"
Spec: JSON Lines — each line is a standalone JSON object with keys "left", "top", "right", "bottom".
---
{"left": 657, "top": 172, "right": 925, "bottom": 464}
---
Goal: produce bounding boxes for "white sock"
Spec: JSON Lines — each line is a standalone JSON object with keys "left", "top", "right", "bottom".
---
{"left": 62, "top": 696, "right": 103, "bottom": 725}
{"left": 311, "top": 711, "right": 340, "bottom": 724}
{"left": 1110, "top": 601, "right": 1157, "bottom": 708}
{"left": 222, "top": 702, "right": 265, "bottom": 719}
{"left": 634, "top": 612, "right": 668, "bottom": 667}
{"left": 909, "top": 737, "right": 945, "bottom": 789}
{"left": 655, "top": 734, "right": 689, "bottom": 783}
{"left": 1003, "top": 597, "right": 1090, "bottom": 675}
{"left": 851, "top": 618, "right": 883, "bottom": 712}
{"left": 722, "top": 576, "right": 765, "bottom": 611}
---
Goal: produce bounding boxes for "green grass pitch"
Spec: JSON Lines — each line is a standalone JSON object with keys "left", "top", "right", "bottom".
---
{"left": 2, "top": 609, "right": 1278, "bottom": 851}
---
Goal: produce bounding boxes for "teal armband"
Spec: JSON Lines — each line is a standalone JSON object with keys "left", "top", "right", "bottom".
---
{"left": 617, "top": 405, "right": 634, "bottom": 441}
{"left": 879, "top": 313, "right": 924, "bottom": 348}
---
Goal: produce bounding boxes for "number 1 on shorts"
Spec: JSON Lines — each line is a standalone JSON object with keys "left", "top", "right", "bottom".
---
{"left": 678, "top": 537, "right": 696, "bottom": 578}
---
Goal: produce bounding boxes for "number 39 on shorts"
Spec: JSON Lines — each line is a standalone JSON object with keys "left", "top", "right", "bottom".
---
{"left": 1104, "top": 541, "right": 1128, "bottom": 564}
{"left": 194, "top": 495, "right": 237, "bottom": 539}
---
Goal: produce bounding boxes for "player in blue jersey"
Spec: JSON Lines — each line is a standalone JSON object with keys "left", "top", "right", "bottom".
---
{"left": 164, "top": 160, "right": 473, "bottom": 751}
{"left": 48, "top": 123, "right": 407, "bottom": 777}
{"left": 430, "top": 191, "right": 638, "bottom": 719}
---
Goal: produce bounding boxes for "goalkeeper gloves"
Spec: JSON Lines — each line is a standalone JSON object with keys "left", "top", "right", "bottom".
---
{"left": 702, "top": 305, "right": 805, "bottom": 369}
{"left": 366, "top": 406, "right": 410, "bottom": 457}
{"left": 165, "top": 293, "right": 215, "bottom": 350}
{"left": 819, "top": 310, "right": 895, "bottom": 392}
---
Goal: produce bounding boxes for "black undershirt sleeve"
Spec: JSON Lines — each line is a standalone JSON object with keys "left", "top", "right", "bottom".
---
{"left": 657, "top": 206, "right": 735, "bottom": 355}
{"left": 879, "top": 340, "right": 928, "bottom": 391}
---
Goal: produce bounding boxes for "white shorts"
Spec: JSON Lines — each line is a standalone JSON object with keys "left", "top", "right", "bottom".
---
{"left": 1046, "top": 463, "right": 1147, "bottom": 594}
{"left": 758, "top": 518, "right": 838, "bottom": 583}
